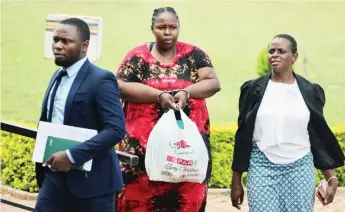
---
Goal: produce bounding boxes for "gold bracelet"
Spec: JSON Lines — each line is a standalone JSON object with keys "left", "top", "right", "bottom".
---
{"left": 178, "top": 89, "right": 190, "bottom": 99}
{"left": 327, "top": 176, "right": 338, "bottom": 183}
{"left": 157, "top": 91, "right": 169, "bottom": 103}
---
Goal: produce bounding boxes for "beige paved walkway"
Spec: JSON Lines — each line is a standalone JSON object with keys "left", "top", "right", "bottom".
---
{"left": 206, "top": 188, "right": 345, "bottom": 212}
{"left": 2, "top": 188, "right": 345, "bottom": 211}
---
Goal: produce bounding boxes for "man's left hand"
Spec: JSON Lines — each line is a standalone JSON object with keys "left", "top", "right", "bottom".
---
{"left": 43, "top": 151, "right": 72, "bottom": 172}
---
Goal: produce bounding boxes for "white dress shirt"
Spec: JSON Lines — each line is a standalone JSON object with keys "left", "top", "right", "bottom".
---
{"left": 253, "top": 79, "right": 311, "bottom": 164}
{"left": 47, "top": 57, "right": 87, "bottom": 163}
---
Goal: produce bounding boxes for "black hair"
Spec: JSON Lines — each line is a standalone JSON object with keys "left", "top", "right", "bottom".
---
{"left": 60, "top": 18, "right": 90, "bottom": 41}
{"left": 151, "top": 7, "right": 179, "bottom": 30}
{"left": 273, "top": 34, "right": 298, "bottom": 53}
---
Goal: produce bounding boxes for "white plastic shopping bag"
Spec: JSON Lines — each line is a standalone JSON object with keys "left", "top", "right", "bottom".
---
{"left": 145, "top": 109, "right": 209, "bottom": 183}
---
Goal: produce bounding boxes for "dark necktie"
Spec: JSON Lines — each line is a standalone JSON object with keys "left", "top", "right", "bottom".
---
{"left": 47, "top": 70, "right": 68, "bottom": 122}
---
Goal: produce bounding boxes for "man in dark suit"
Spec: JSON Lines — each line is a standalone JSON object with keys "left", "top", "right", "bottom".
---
{"left": 35, "top": 17, "right": 125, "bottom": 212}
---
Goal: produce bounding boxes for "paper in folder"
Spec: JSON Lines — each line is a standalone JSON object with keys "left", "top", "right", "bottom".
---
{"left": 33, "top": 121, "right": 97, "bottom": 171}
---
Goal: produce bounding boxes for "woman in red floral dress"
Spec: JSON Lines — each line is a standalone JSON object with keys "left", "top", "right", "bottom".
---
{"left": 116, "top": 7, "right": 221, "bottom": 212}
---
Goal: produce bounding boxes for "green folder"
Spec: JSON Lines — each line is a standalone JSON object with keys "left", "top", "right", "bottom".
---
{"left": 43, "top": 136, "right": 84, "bottom": 171}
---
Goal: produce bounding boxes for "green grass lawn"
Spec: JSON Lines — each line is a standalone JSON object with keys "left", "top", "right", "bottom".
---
{"left": 1, "top": 0, "right": 345, "bottom": 126}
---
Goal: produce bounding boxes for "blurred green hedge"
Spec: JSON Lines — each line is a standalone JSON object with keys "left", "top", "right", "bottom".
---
{"left": 1, "top": 122, "right": 344, "bottom": 192}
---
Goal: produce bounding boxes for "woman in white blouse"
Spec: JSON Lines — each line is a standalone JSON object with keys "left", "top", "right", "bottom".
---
{"left": 230, "top": 34, "right": 345, "bottom": 211}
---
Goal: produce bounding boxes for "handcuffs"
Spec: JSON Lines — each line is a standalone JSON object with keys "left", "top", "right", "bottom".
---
{"left": 157, "top": 89, "right": 190, "bottom": 103}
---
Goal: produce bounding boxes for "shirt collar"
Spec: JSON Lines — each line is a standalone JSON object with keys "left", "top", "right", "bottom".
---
{"left": 60, "top": 57, "right": 88, "bottom": 78}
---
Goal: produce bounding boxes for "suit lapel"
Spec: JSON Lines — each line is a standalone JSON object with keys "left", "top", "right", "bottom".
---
{"left": 40, "top": 70, "right": 60, "bottom": 121}
{"left": 64, "top": 59, "right": 91, "bottom": 124}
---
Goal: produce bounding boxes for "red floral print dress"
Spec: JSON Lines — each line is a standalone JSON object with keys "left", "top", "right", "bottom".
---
{"left": 116, "top": 41, "right": 213, "bottom": 212}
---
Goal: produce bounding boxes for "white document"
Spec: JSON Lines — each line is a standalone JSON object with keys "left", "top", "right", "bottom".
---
{"left": 33, "top": 121, "right": 97, "bottom": 171}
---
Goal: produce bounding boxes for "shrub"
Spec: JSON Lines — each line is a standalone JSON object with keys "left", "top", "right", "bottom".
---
{"left": 256, "top": 48, "right": 271, "bottom": 76}
{"left": 208, "top": 129, "right": 234, "bottom": 188}
{"left": 1, "top": 121, "right": 38, "bottom": 192}
{"left": 315, "top": 124, "right": 345, "bottom": 185}
{"left": 1, "top": 122, "right": 344, "bottom": 192}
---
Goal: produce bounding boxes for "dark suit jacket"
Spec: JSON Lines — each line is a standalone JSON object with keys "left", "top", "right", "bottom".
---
{"left": 232, "top": 73, "right": 345, "bottom": 172}
{"left": 35, "top": 59, "right": 125, "bottom": 198}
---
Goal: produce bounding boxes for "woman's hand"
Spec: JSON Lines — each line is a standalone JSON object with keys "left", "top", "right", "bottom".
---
{"left": 325, "top": 178, "right": 338, "bottom": 205}
{"left": 322, "top": 170, "right": 338, "bottom": 205}
{"left": 174, "top": 90, "right": 189, "bottom": 109}
{"left": 159, "top": 92, "right": 177, "bottom": 111}
{"left": 231, "top": 181, "right": 244, "bottom": 210}
{"left": 231, "top": 171, "right": 244, "bottom": 210}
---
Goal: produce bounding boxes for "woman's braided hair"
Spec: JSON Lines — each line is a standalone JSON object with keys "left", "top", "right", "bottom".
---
{"left": 151, "top": 7, "right": 179, "bottom": 30}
